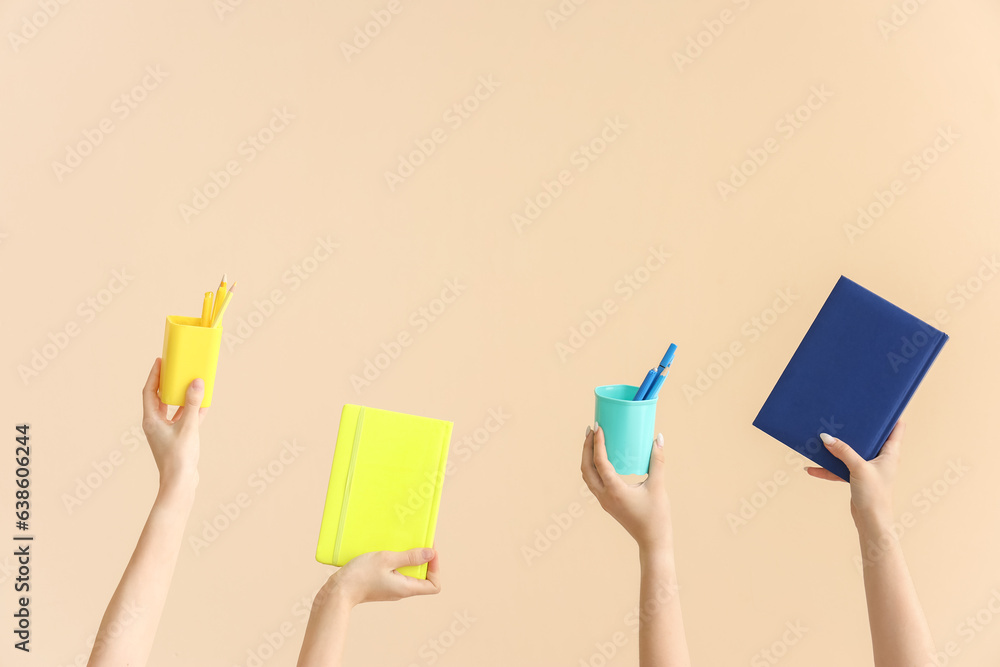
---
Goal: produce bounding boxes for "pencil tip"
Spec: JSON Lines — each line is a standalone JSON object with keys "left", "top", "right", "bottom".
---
{"left": 222, "top": 273, "right": 227, "bottom": 282}
{"left": 228, "top": 281, "right": 236, "bottom": 291}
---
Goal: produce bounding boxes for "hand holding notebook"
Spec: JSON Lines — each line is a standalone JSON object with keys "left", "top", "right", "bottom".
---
{"left": 753, "top": 276, "right": 948, "bottom": 481}
{"left": 315, "top": 404, "right": 453, "bottom": 579}
{"left": 807, "top": 421, "right": 906, "bottom": 526}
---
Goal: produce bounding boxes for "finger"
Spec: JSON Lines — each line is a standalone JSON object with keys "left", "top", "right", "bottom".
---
{"left": 179, "top": 378, "right": 205, "bottom": 429}
{"left": 385, "top": 547, "right": 434, "bottom": 570}
{"left": 388, "top": 548, "right": 441, "bottom": 594}
{"left": 804, "top": 466, "right": 847, "bottom": 482}
{"left": 170, "top": 405, "right": 185, "bottom": 424}
{"left": 878, "top": 420, "right": 906, "bottom": 460}
{"left": 422, "top": 549, "right": 442, "bottom": 593}
{"left": 198, "top": 406, "right": 209, "bottom": 424}
{"left": 592, "top": 423, "right": 624, "bottom": 489}
{"left": 820, "top": 433, "right": 866, "bottom": 475}
{"left": 142, "top": 358, "right": 163, "bottom": 422}
{"left": 581, "top": 425, "right": 603, "bottom": 491}
{"left": 645, "top": 433, "right": 666, "bottom": 488}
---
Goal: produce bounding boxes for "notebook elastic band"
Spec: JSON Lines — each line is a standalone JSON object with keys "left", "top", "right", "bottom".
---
{"left": 333, "top": 406, "right": 365, "bottom": 563}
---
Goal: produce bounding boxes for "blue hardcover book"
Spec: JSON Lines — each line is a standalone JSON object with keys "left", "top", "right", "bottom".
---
{"left": 752, "top": 276, "right": 948, "bottom": 481}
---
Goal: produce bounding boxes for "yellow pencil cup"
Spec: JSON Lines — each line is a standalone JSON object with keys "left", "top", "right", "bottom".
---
{"left": 159, "top": 316, "right": 223, "bottom": 407}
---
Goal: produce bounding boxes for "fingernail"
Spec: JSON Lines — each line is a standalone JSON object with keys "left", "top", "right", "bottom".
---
{"left": 585, "top": 425, "right": 592, "bottom": 437}
{"left": 192, "top": 378, "right": 204, "bottom": 390}
{"left": 594, "top": 420, "right": 599, "bottom": 432}
{"left": 422, "top": 548, "right": 435, "bottom": 559}
{"left": 819, "top": 433, "right": 836, "bottom": 446}
{"left": 655, "top": 433, "right": 664, "bottom": 448}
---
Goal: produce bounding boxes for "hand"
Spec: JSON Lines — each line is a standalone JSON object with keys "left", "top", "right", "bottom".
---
{"left": 141, "top": 357, "right": 207, "bottom": 490}
{"left": 326, "top": 548, "right": 441, "bottom": 607}
{"left": 805, "top": 420, "right": 905, "bottom": 528}
{"left": 581, "top": 422, "right": 672, "bottom": 554}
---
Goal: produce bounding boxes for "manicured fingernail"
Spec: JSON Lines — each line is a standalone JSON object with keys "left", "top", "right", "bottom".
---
{"left": 655, "top": 433, "right": 664, "bottom": 448}
{"left": 586, "top": 425, "right": 592, "bottom": 437}
{"left": 594, "top": 420, "right": 599, "bottom": 431}
{"left": 192, "top": 378, "right": 204, "bottom": 390}
{"left": 819, "top": 433, "right": 836, "bottom": 446}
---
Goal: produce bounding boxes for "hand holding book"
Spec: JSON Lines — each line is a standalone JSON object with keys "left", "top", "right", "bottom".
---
{"left": 806, "top": 421, "right": 905, "bottom": 529}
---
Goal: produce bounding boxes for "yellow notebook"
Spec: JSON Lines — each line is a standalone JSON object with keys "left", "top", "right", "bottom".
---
{"left": 315, "top": 404, "right": 453, "bottom": 579}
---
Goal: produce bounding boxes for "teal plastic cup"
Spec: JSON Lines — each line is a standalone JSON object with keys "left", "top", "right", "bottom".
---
{"left": 594, "top": 384, "right": 658, "bottom": 475}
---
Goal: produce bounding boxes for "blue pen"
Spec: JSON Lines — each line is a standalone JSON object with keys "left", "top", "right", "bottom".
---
{"left": 633, "top": 343, "right": 677, "bottom": 401}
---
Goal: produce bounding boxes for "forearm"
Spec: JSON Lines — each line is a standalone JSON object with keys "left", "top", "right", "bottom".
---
{"left": 88, "top": 477, "right": 197, "bottom": 667}
{"left": 297, "top": 577, "right": 354, "bottom": 667}
{"left": 638, "top": 545, "right": 691, "bottom": 667}
{"left": 857, "top": 515, "right": 935, "bottom": 667}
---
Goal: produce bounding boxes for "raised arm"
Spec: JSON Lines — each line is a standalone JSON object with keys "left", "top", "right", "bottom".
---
{"left": 297, "top": 548, "right": 441, "bottom": 667}
{"left": 582, "top": 423, "right": 692, "bottom": 667}
{"left": 87, "top": 358, "right": 206, "bottom": 667}
{"left": 808, "top": 421, "right": 936, "bottom": 667}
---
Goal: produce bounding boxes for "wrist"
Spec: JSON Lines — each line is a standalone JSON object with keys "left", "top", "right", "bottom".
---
{"left": 853, "top": 506, "right": 893, "bottom": 535}
{"left": 318, "top": 574, "right": 361, "bottom": 611}
{"left": 638, "top": 541, "right": 675, "bottom": 569}
{"left": 157, "top": 470, "right": 199, "bottom": 502}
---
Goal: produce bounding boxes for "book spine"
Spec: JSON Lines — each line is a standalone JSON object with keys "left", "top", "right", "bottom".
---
{"left": 875, "top": 332, "right": 948, "bottom": 458}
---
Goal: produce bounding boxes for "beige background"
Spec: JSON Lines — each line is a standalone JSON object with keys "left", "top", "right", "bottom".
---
{"left": 2, "top": 0, "right": 999, "bottom": 665}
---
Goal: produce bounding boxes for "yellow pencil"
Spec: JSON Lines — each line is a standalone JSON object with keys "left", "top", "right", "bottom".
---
{"left": 211, "top": 281, "right": 236, "bottom": 327}
{"left": 200, "top": 291, "right": 214, "bottom": 326}
{"left": 210, "top": 273, "right": 227, "bottom": 324}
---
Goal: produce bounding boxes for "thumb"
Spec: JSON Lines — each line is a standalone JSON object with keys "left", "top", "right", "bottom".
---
{"left": 389, "top": 547, "right": 435, "bottom": 570}
{"left": 820, "top": 433, "right": 865, "bottom": 474}
{"left": 181, "top": 378, "right": 205, "bottom": 427}
{"left": 646, "top": 433, "right": 665, "bottom": 486}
